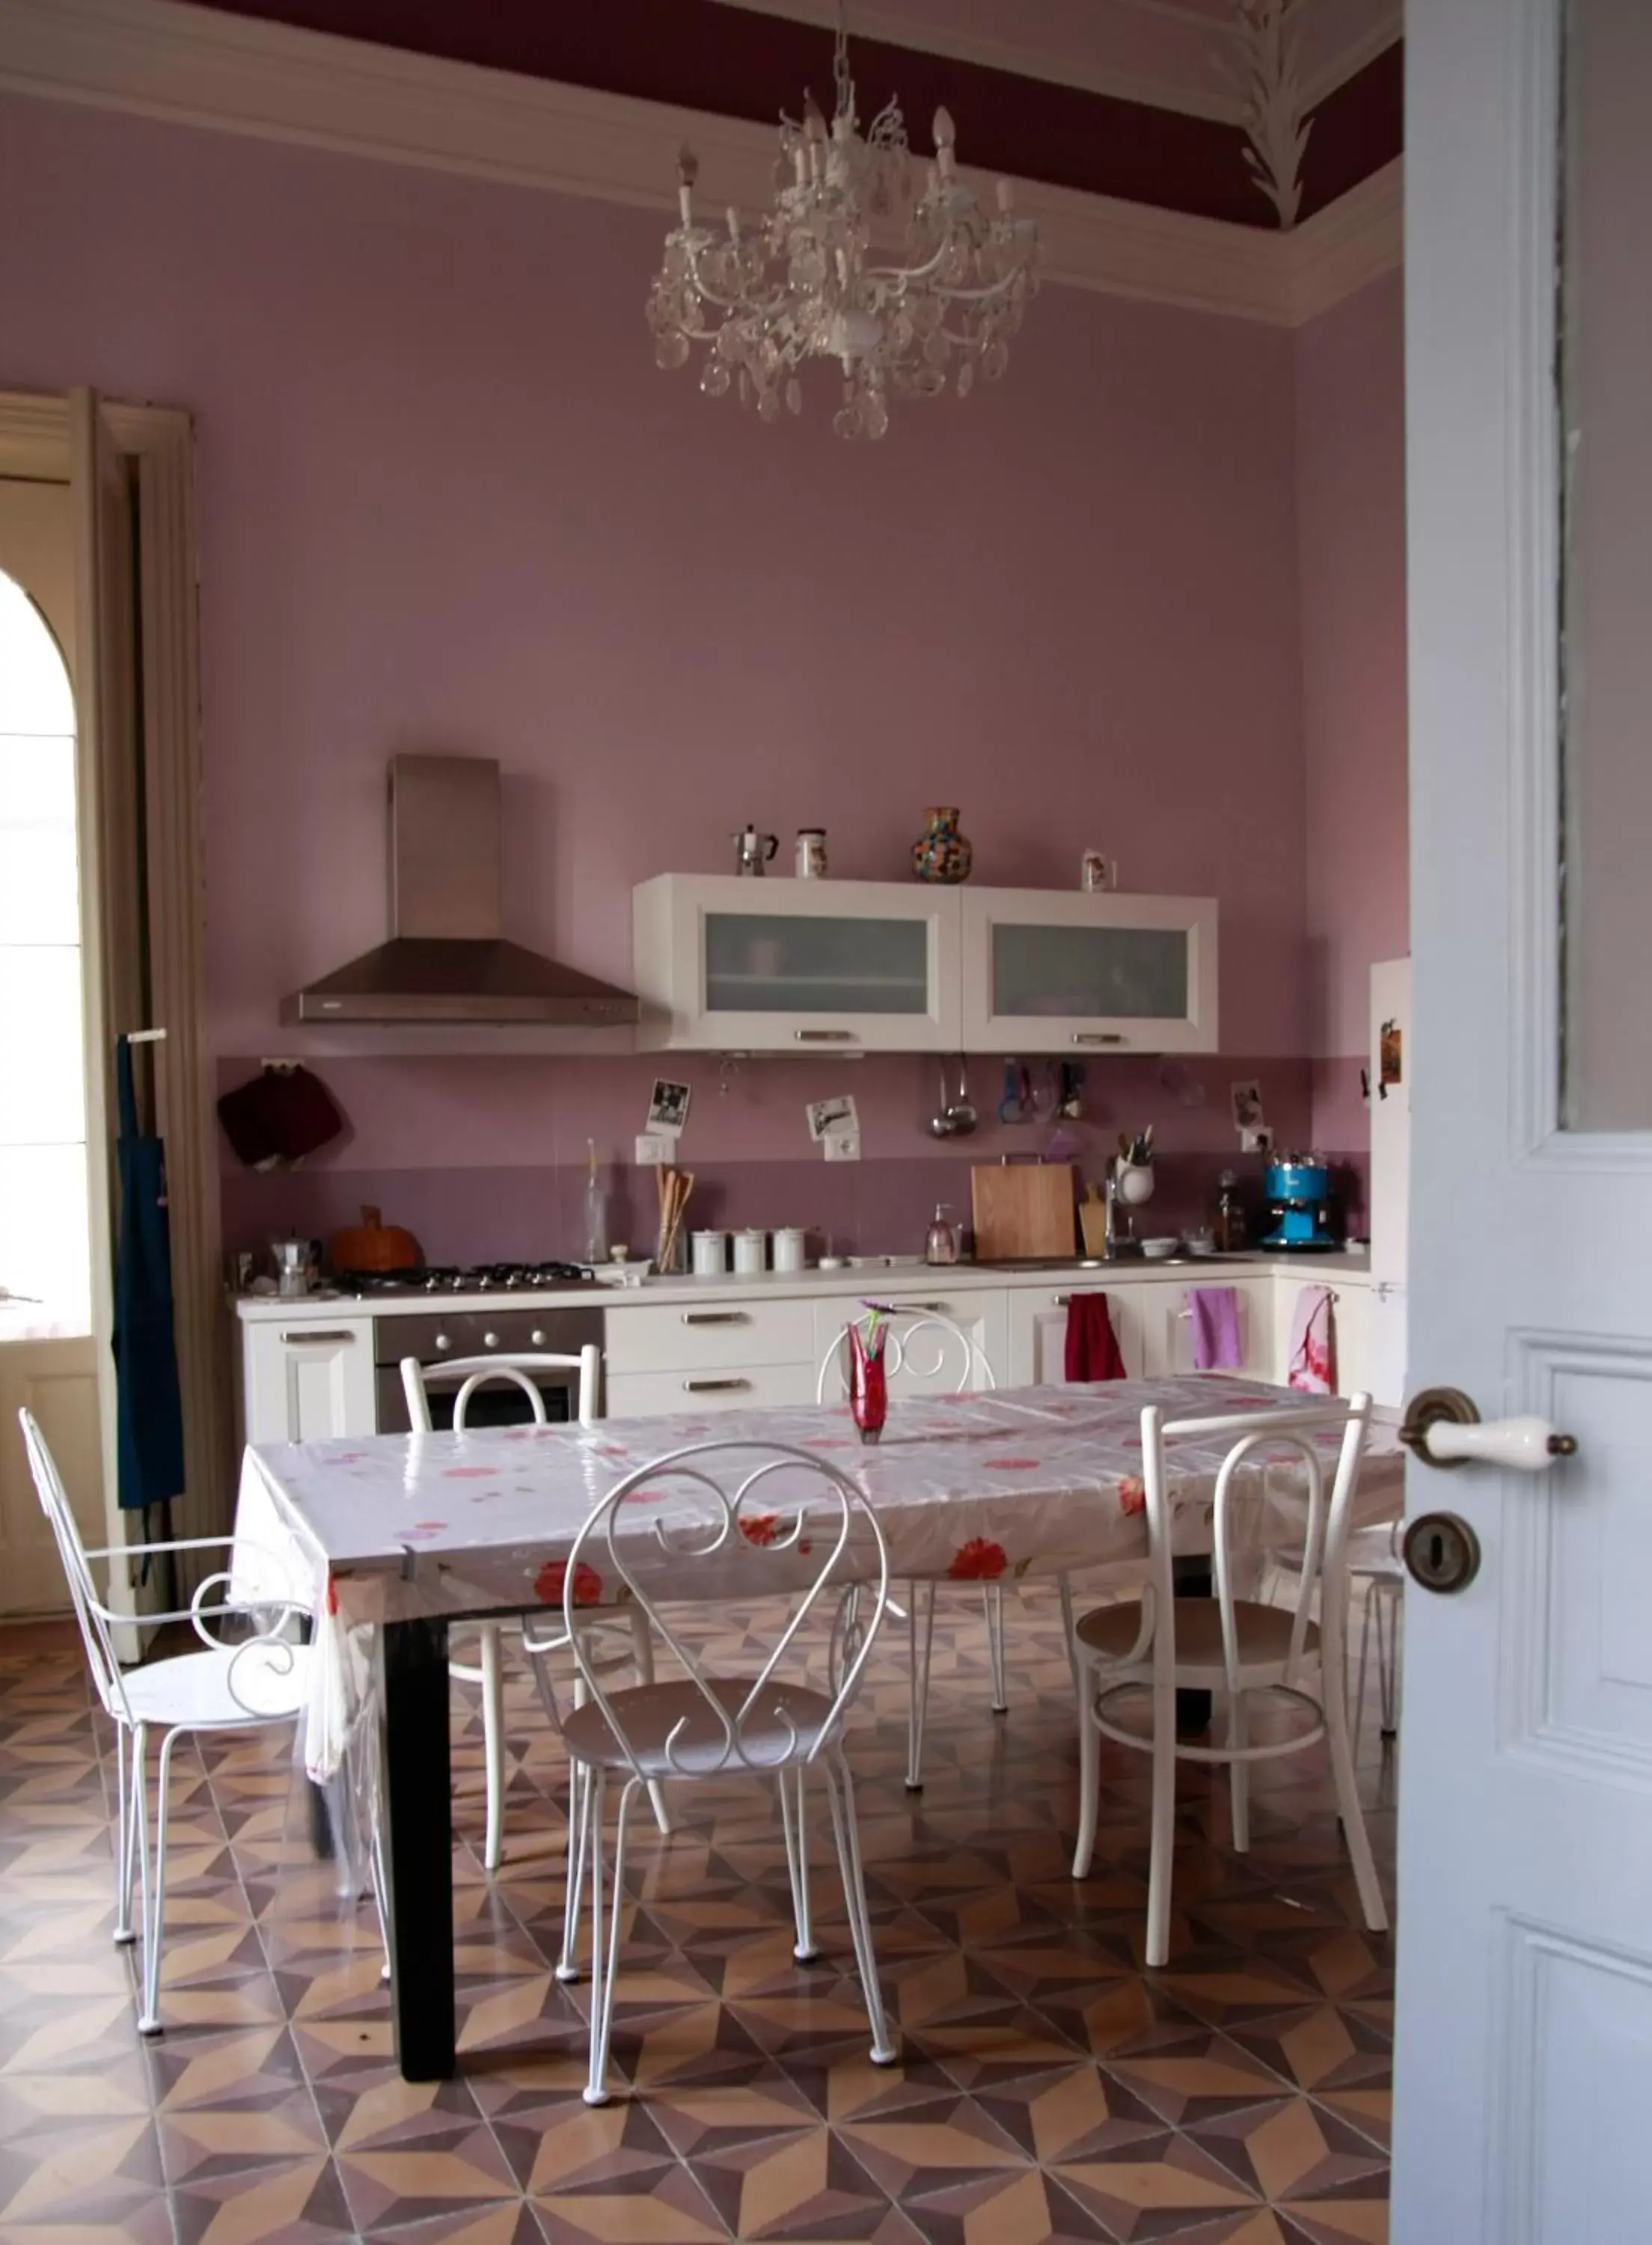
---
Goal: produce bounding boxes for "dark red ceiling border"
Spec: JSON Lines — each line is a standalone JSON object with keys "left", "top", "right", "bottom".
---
{"left": 1298, "top": 42, "right": 1404, "bottom": 221}
{"left": 187, "top": 0, "right": 1400, "bottom": 231}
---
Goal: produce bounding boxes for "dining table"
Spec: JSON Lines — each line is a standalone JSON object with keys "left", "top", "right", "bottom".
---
{"left": 233, "top": 1375, "right": 1404, "bottom": 2080}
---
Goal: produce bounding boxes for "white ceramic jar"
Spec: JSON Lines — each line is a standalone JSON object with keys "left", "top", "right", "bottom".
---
{"left": 732, "top": 1228, "right": 768, "bottom": 1276}
{"left": 771, "top": 1227, "right": 807, "bottom": 1273}
{"left": 691, "top": 1230, "right": 729, "bottom": 1277}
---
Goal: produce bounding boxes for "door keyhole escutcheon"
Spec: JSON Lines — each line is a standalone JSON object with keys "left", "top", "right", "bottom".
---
{"left": 1403, "top": 1512, "right": 1482, "bottom": 1595}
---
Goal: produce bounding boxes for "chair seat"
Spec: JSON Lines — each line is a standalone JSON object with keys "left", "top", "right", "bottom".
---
{"left": 108, "top": 1643, "right": 311, "bottom": 1730}
{"left": 1076, "top": 1597, "right": 1320, "bottom": 1679}
{"left": 563, "top": 1676, "right": 836, "bottom": 1777}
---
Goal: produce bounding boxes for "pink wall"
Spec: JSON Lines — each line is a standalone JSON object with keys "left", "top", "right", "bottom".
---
{"left": 1295, "top": 270, "right": 1408, "bottom": 1160}
{"left": 0, "top": 90, "right": 1400, "bottom": 1254}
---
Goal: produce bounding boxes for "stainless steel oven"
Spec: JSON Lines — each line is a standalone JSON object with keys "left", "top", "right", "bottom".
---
{"left": 375, "top": 1307, "right": 607, "bottom": 1431}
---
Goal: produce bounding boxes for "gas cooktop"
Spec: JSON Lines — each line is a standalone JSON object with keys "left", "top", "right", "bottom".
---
{"left": 334, "top": 1262, "right": 595, "bottom": 1298}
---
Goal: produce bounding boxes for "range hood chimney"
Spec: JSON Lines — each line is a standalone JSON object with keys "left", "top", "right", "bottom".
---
{"left": 283, "top": 756, "right": 639, "bottom": 1026}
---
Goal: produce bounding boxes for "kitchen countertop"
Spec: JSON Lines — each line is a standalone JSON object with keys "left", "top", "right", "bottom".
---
{"left": 235, "top": 1249, "right": 1374, "bottom": 1322}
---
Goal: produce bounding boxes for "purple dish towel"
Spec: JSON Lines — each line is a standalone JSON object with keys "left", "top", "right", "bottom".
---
{"left": 1187, "top": 1286, "right": 1243, "bottom": 1372}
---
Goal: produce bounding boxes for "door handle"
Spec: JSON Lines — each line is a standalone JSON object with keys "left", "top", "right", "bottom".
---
{"left": 1398, "top": 1385, "right": 1577, "bottom": 1470}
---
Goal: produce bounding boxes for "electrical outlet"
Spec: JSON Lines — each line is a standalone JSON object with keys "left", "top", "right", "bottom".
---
{"left": 823, "top": 1129, "right": 861, "bottom": 1162}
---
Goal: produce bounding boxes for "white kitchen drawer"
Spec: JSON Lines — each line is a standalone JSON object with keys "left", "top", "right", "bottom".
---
{"left": 603, "top": 1298, "right": 819, "bottom": 1376}
{"left": 813, "top": 1289, "right": 1009, "bottom": 1396}
{"left": 605, "top": 1363, "right": 819, "bottom": 1417}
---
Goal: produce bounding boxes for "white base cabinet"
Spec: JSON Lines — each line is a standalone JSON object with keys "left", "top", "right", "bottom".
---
{"left": 243, "top": 1316, "right": 376, "bottom": 1445}
{"left": 1006, "top": 1274, "right": 1275, "bottom": 1389}
{"left": 812, "top": 1286, "right": 1008, "bottom": 1399}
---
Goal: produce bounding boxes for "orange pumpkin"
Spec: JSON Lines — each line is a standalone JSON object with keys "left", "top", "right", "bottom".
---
{"left": 328, "top": 1205, "right": 420, "bottom": 1273}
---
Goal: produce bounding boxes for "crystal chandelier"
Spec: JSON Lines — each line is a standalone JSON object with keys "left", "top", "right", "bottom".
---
{"left": 645, "top": 5, "right": 1039, "bottom": 439}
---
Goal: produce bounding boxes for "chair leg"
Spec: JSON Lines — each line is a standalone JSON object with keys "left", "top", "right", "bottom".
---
{"left": 1228, "top": 1689, "right": 1251, "bottom": 1854}
{"left": 478, "top": 1623, "right": 506, "bottom": 1873}
{"left": 905, "top": 1580, "right": 936, "bottom": 1792}
{"left": 777, "top": 1763, "right": 818, "bottom": 1961}
{"left": 585, "top": 1771, "right": 639, "bottom": 2108}
{"left": 557, "top": 1760, "right": 590, "bottom": 1985}
{"left": 1145, "top": 1677, "right": 1177, "bottom": 1970}
{"left": 370, "top": 1816, "right": 392, "bottom": 1984}
{"left": 112, "top": 1725, "right": 137, "bottom": 1945}
{"left": 1352, "top": 1585, "right": 1374, "bottom": 1758}
{"left": 1323, "top": 1662, "right": 1390, "bottom": 1934}
{"left": 822, "top": 1753, "right": 898, "bottom": 2065}
{"left": 1377, "top": 1586, "right": 1401, "bottom": 1738}
{"left": 985, "top": 1582, "right": 1009, "bottom": 1715}
{"left": 138, "top": 1728, "right": 179, "bottom": 2036}
{"left": 626, "top": 1608, "right": 672, "bottom": 1837}
{"left": 1071, "top": 1663, "right": 1102, "bottom": 1881}
{"left": 1057, "top": 1573, "right": 1081, "bottom": 1702}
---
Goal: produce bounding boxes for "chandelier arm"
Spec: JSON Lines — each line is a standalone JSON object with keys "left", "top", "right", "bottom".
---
{"left": 679, "top": 245, "right": 792, "bottom": 320}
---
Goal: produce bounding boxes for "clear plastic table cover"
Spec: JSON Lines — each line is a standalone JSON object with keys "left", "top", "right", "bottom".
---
{"left": 232, "top": 1378, "right": 1403, "bottom": 1783}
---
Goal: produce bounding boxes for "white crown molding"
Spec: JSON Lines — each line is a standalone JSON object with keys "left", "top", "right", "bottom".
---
{"left": 1284, "top": 157, "right": 1403, "bottom": 323}
{"left": 0, "top": 0, "right": 1399, "bottom": 326}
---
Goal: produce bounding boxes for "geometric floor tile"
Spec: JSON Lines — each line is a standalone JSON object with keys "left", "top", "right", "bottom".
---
{"left": 0, "top": 1584, "right": 1396, "bottom": 2243}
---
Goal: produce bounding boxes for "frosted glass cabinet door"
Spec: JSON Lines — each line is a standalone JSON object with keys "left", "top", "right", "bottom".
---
{"left": 633, "top": 875, "right": 962, "bottom": 1051}
{"left": 960, "top": 891, "right": 1218, "bottom": 1053}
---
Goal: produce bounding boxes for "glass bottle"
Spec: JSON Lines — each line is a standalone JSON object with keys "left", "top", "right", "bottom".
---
{"left": 1214, "top": 1169, "right": 1247, "bottom": 1253}
{"left": 584, "top": 1139, "right": 608, "bottom": 1266}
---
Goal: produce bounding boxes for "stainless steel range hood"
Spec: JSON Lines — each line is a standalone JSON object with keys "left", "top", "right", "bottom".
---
{"left": 283, "top": 756, "right": 640, "bottom": 1026}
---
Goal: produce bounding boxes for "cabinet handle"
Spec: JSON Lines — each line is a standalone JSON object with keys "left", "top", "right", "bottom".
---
{"left": 794, "top": 1029, "right": 857, "bottom": 1043}
{"left": 906, "top": 1301, "right": 952, "bottom": 1314}
{"left": 683, "top": 1377, "right": 751, "bottom": 1393}
{"left": 280, "top": 1328, "right": 358, "bottom": 1345}
{"left": 682, "top": 1311, "right": 750, "bottom": 1327}
{"left": 1071, "top": 1032, "right": 1127, "bottom": 1046}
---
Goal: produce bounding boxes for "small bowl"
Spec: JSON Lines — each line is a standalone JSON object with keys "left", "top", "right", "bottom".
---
{"left": 1140, "top": 1236, "right": 1181, "bottom": 1260}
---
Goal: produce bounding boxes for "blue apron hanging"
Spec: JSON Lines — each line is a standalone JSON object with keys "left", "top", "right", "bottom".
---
{"left": 112, "top": 1036, "right": 186, "bottom": 1525}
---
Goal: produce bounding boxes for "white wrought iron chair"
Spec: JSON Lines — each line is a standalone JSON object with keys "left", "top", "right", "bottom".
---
{"left": 527, "top": 1439, "right": 898, "bottom": 2106}
{"left": 816, "top": 1307, "right": 1001, "bottom": 1790}
{"left": 19, "top": 1408, "right": 310, "bottom": 2035}
{"left": 1066, "top": 1394, "right": 1388, "bottom": 1967}
{"left": 1347, "top": 1521, "right": 1404, "bottom": 1752}
{"left": 399, "top": 1351, "right": 667, "bottom": 1862}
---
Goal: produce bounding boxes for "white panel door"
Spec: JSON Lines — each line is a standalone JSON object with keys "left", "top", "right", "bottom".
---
{"left": 1393, "top": 1, "right": 1652, "bottom": 2235}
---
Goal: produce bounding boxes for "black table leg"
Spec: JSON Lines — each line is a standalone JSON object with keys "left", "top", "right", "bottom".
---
{"left": 377, "top": 1616, "right": 454, "bottom": 2080}
{"left": 1173, "top": 1559, "right": 1213, "bottom": 1733}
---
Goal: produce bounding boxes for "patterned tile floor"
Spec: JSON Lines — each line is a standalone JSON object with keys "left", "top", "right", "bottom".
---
{"left": 0, "top": 1586, "right": 1395, "bottom": 2244}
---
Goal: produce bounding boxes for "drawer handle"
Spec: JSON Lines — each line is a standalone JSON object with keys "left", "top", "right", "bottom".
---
{"left": 683, "top": 1377, "right": 751, "bottom": 1393}
{"left": 794, "top": 1029, "right": 857, "bottom": 1043}
{"left": 1071, "top": 1031, "right": 1127, "bottom": 1046}
{"left": 280, "top": 1329, "right": 357, "bottom": 1345}
{"left": 682, "top": 1311, "right": 750, "bottom": 1327}
{"left": 907, "top": 1301, "right": 952, "bottom": 1314}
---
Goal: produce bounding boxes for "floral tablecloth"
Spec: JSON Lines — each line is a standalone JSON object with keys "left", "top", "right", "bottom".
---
{"left": 234, "top": 1378, "right": 1402, "bottom": 1780}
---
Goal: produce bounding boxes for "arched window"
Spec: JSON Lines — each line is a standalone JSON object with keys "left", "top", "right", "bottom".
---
{"left": 0, "top": 569, "right": 89, "bottom": 1331}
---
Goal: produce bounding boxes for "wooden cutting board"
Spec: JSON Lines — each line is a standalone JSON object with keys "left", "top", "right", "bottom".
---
{"left": 971, "top": 1161, "right": 1077, "bottom": 1261}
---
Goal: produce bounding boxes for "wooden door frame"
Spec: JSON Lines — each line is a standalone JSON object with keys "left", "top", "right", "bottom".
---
{"left": 0, "top": 387, "right": 224, "bottom": 1591}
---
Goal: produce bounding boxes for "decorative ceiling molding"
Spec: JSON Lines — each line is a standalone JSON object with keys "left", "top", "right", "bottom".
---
{"left": 0, "top": 0, "right": 1399, "bottom": 326}
{"left": 699, "top": 0, "right": 1249, "bottom": 123}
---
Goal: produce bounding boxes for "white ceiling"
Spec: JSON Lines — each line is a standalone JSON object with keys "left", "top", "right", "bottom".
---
{"left": 707, "top": 0, "right": 1402, "bottom": 123}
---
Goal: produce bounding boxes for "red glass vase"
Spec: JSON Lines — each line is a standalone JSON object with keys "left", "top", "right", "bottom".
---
{"left": 848, "top": 1325, "right": 887, "bottom": 1445}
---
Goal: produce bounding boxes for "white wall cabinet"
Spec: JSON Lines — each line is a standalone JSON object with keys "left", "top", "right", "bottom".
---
{"left": 243, "top": 1316, "right": 376, "bottom": 1444}
{"left": 633, "top": 875, "right": 962, "bottom": 1053}
{"left": 633, "top": 875, "right": 1218, "bottom": 1055}
{"left": 960, "top": 889, "right": 1218, "bottom": 1055}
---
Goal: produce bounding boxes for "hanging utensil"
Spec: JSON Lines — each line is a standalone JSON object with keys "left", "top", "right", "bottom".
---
{"left": 946, "top": 1057, "right": 978, "bottom": 1136}
{"left": 929, "top": 1059, "right": 958, "bottom": 1138}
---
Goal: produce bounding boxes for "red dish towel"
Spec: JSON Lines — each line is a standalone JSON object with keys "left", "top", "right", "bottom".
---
{"left": 1065, "top": 1292, "right": 1125, "bottom": 1382}
{"left": 1287, "top": 1284, "right": 1337, "bottom": 1393}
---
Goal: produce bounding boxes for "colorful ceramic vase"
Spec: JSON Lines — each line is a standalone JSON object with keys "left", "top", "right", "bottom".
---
{"left": 911, "top": 806, "right": 973, "bottom": 884}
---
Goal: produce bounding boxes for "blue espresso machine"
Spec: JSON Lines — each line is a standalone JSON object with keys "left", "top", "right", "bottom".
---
{"left": 1261, "top": 1153, "right": 1336, "bottom": 1250}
